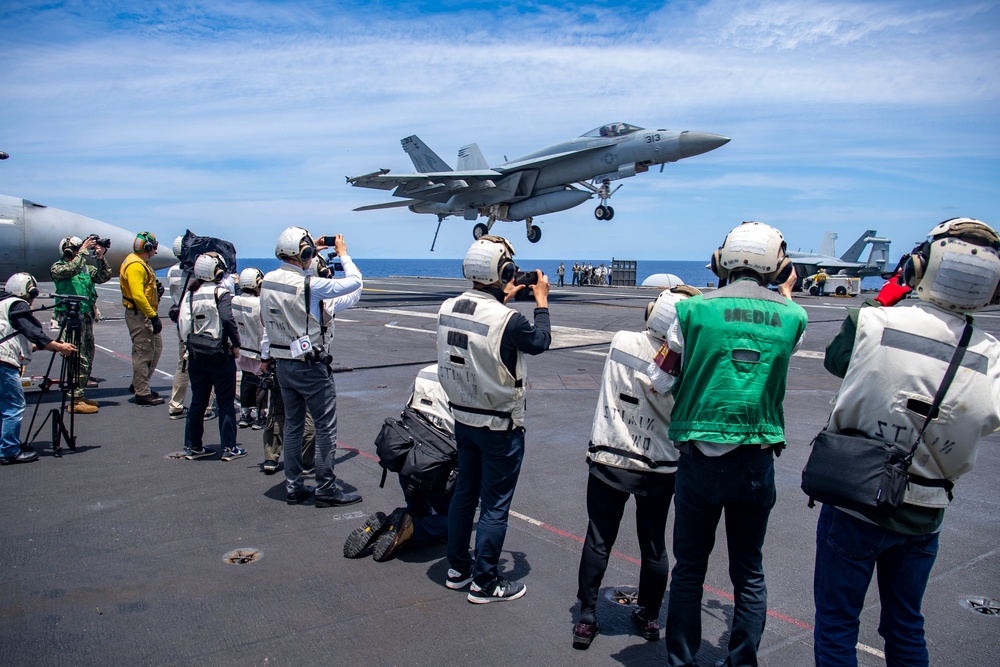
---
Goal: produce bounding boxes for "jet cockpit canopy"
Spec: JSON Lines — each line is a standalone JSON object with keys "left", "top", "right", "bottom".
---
{"left": 582, "top": 123, "right": 644, "bottom": 138}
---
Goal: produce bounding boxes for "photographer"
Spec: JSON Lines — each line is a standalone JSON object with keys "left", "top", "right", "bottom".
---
{"left": 436, "top": 235, "right": 551, "bottom": 603}
{"left": 260, "top": 228, "right": 363, "bottom": 507}
{"left": 120, "top": 232, "right": 164, "bottom": 406}
{"left": 1, "top": 273, "right": 77, "bottom": 465}
{"left": 50, "top": 235, "right": 112, "bottom": 413}
{"left": 813, "top": 219, "right": 1000, "bottom": 666}
{"left": 177, "top": 253, "right": 243, "bottom": 461}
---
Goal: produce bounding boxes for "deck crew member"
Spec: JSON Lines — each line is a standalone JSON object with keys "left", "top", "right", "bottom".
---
{"left": 120, "top": 231, "right": 164, "bottom": 406}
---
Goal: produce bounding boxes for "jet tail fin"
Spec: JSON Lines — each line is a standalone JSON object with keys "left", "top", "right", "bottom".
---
{"left": 401, "top": 135, "right": 453, "bottom": 173}
{"left": 840, "top": 230, "right": 877, "bottom": 262}
{"left": 817, "top": 232, "right": 838, "bottom": 258}
{"left": 457, "top": 143, "right": 489, "bottom": 170}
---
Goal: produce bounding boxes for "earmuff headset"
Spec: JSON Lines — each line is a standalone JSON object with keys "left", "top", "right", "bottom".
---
{"left": 134, "top": 231, "right": 158, "bottom": 254}
{"left": 299, "top": 234, "right": 317, "bottom": 262}
{"left": 25, "top": 278, "right": 40, "bottom": 300}
{"left": 903, "top": 219, "right": 1000, "bottom": 305}
{"left": 499, "top": 256, "right": 516, "bottom": 283}
{"left": 710, "top": 236, "right": 793, "bottom": 286}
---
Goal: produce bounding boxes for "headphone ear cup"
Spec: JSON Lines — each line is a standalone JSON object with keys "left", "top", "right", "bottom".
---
{"left": 903, "top": 246, "right": 927, "bottom": 288}
{"left": 499, "top": 260, "right": 516, "bottom": 283}
{"left": 772, "top": 257, "right": 793, "bottom": 285}
{"left": 710, "top": 249, "right": 727, "bottom": 281}
{"left": 300, "top": 245, "right": 315, "bottom": 262}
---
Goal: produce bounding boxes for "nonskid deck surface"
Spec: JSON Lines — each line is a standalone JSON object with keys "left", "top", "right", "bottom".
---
{"left": 3, "top": 277, "right": 998, "bottom": 666}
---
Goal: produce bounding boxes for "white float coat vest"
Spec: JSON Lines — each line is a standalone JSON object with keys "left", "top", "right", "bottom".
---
{"left": 437, "top": 290, "right": 526, "bottom": 430}
{"left": 178, "top": 283, "right": 223, "bottom": 341}
{"left": 588, "top": 330, "right": 678, "bottom": 473}
{"left": 828, "top": 302, "right": 1000, "bottom": 508}
{"left": 409, "top": 364, "right": 455, "bottom": 435}
{"left": 0, "top": 296, "right": 33, "bottom": 367}
{"left": 260, "top": 265, "right": 323, "bottom": 360}
{"left": 167, "top": 266, "right": 192, "bottom": 305}
{"left": 231, "top": 293, "right": 263, "bottom": 360}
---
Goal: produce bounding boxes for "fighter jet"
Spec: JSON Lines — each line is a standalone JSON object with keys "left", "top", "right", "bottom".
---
{"left": 787, "top": 229, "right": 892, "bottom": 279}
{"left": 0, "top": 194, "right": 176, "bottom": 282}
{"left": 347, "top": 122, "right": 729, "bottom": 250}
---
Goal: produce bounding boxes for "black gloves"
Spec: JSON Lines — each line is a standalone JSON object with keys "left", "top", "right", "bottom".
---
{"left": 150, "top": 316, "right": 163, "bottom": 334}
{"left": 168, "top": 304, "right": 180, "bottom": 323}
{"left": 156, "top": 280, "right": 165, "bottom": 299}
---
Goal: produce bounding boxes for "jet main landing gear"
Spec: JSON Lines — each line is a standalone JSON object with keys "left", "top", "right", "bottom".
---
{"left": 594, "top": 204, "right": 614, "bottom": 220}
{"left": 470, "top": 217, "right": 541, "bottom": 243}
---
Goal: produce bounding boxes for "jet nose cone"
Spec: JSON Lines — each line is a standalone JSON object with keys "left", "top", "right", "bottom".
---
{"left": 678, "top": 132, "right": 731, "bottom": 158}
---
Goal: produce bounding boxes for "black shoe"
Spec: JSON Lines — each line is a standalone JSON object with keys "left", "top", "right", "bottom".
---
{"left": 343, "top": 512, "right": 388, "bottom": 558}
{"left": 286, "top": 486, "right": 315, "bottom": 505}
{"left": 0, "top": 450, "right": 40, "bottom": 465}
{"left": 262, "top": 460, "right": 279, "bottom": 475}
{"left": 135, "top": 393, "right": 165, "bottom": 406}
{"left": 315, "top": 488, "right": 362, "bottom": 508}
{"left": 572, "top": 621, "right": 600, "bottom": 650}
{"left": 631, "top": 608, "right": 660, "bottom": 641}
{"left": 372, "top": 508, "right": 413, "bottom": 562}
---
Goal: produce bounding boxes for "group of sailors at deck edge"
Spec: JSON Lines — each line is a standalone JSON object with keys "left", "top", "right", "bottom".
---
{"left": 3, "top": 218, "right": 1000, "bottom": 667}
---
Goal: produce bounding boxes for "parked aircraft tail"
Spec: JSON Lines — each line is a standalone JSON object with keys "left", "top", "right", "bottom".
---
{"left": 401, "top": 135, "right": 453, "bottom": 173}
{"left": 840, "top": 229, "right": 877, "bottom": 262}
{"left": 457, "top": 143, "right": 489, "bottom": 171}
{"left": 817, "top": 232, "right": 837, "bottom": 258}
{"left": 864, "top": 235, "right": 892, "bottom": 271}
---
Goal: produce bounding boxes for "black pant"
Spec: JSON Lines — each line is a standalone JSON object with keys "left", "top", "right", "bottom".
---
{"left": 185, "top": 354, "right": 237, "bottom": 451}
{"left": 240, "top": 371, "right": 260, "bottom": 408}
{"left": 577, "top": 471, "right": 675, "bottom": 619}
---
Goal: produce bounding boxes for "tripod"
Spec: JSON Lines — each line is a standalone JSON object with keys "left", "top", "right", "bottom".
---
{"left": 25, "top": 299, "right": 86, "bottom": 457}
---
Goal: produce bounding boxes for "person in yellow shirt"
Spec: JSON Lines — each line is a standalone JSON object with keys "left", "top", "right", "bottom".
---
{"left": 119, "top": 232, "right": 164, "bottom": 406}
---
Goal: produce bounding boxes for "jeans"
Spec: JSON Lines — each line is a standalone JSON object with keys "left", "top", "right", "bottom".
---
{"left": 402, "top": 475, "right": 451, "bottom": 544}
{"left": 447, "top": 423, "right": 525, "bottom": 585}
{"left": 813, "top": 504, "right": 939, "bottom": 667}
{"left": 276, "top": 359, "right": 339, "bottom": 499}
{"left": 0, "top": 364, "right": 27, "bottom": 457}
{"left": 665, "top": 445, "right": 776, "bottom": 667}
{"left": 184, "top": 354, "right": 237, "bottom": 451}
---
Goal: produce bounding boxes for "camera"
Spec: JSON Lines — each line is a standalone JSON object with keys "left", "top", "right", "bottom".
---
{"left": 309, "top": 347, "right": 333, "bottom": 366}
{"left": 87, "top": 234, "right": 112, "bottom": 249}
{"left": 512, "top": 270, "right": 539, "bottom": 301}
{"left": 318, "top": 235, "right": 338, "bottom": 249}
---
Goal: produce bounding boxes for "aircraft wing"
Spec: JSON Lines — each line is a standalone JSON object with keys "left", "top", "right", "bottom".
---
{"left": 811, "top": 259, "right": 863, "bottom": 270}
{"left": 347, "top": 169, "right": 503, "bottom": 198}
{"left": 497, "top": 143, "right": 614, "bottom": 172}
{"left": 353, "top": 199, "right": 421, "bottom": 212}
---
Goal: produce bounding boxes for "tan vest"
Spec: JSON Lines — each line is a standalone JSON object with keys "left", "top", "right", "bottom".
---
{"left": 0, "top": 296, "right": 33, "bottom": 367}
{"left": 437, "top": 290, "right": 526, "bottom": 430}
{"left": 260, "top": 265, "right": 323, "bottom": 360}
{"left": 231, "top": 293, "right": 263, "bottom": 359}
{"left": 588, "top": 330, "right": 678, "bottom": 473}
{"left": 829, "top": 303, "right": 1000, "bottom": 507}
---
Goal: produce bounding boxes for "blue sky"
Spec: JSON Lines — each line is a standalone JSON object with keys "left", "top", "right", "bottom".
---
{"left": 2, "top": 0, "right": 998, "bottom": 263}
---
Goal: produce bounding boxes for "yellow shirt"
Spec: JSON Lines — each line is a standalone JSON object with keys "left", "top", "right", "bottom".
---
{"left": 119, "top": 253, "right": 159, "bottom": 318}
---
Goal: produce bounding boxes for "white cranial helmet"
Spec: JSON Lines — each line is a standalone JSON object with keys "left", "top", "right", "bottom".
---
{"left": 5, "top": 272, "right": 40, "bottom": 299}
{"left": 645, "top": 285, "right": 702, "bottom": 341}
{"left": 713, "top": 221, "right": 792, "bottom": 285}
{"left": 193, "top": 252, "right": 226, "bottom": 282}
{"left": 59, "top": 236, "right": 84, "bottom": 255}
{"left": 275, "top": 226, "right": 316, "bottom": 262}
{"left": 238, "top": 267, "right": 264, "bottom": 292}
{"left": 907, "top": 218, "right": 1000, "bottom": 313}
{"left": 172, "top": 236, "right": 184, "bottom": 259}
{"left": 462, "top": 235, "right": 516, "bottom": 284}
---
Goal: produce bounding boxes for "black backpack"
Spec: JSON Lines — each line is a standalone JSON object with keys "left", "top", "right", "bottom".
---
{"left": 375, "top": 406, "right": 457, "bottom": 497}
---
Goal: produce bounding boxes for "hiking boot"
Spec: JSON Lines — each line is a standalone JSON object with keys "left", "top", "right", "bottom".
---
{"left": 221, "top": 447, "right": 247, "bottom": 461}
{"left": 572, "top": 621, "right": 601, "bottom": 650}
{"left": 135, "top": 393, "right": 164, "bottom": 406}
{"left": 68, "top": 401, "right": 99, "bottom": 414}
{"left": 0, "top": 450, "right": 40, "bottom": 465}
{"left": 184, "top": 447, "right": 216, "bottom": 460}
{"left": 73, "top": 396, "right": 99, "bottom": 407}
{"left": 343, "top": 511, "right": 388, "bottom": 558}
{"left": 168, "top": 408, "right": 187, "bottom": 420}
{"left": 372, "top": 509, "right": 413, "bottom": 562}
{"left": 631, "top": 608, "right": 660, "bottom": 641}
{"left": 445, "top": 568, "right": 474, "bottom": 590}
{"left": 262, "top": 459, "right": 279, "bottom": 475}
{"left": 287, "top": 486, "right": 315, "bottom": 505}
{"left": 467, "top": 577, "right": 526, "bottom": 604}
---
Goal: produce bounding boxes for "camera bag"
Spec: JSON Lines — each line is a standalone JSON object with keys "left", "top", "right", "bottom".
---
{"left": 801, "top": 318, "right": 971, "bottom": 516}
{"left": 375, "top": 406, "right": 457, "bottom": 496}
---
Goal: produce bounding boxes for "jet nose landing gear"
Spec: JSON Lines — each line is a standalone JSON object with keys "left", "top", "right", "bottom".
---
{"left": 594, "top": 205, "right": 614, "bottom": 220}
{"left": 526, "top": 218, "right": 542, "bottom": 243}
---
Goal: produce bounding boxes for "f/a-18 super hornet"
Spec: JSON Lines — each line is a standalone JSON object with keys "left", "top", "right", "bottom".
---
{"left": 347, "top": 122, "right": 729, "bottom": 250}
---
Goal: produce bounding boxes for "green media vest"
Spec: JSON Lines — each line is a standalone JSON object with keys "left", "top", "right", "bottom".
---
{"left": 668, "top": 279, "right": 808, "bottom": 445}
{"left": 53, "top": 263, "right": 98, "bottom": 316}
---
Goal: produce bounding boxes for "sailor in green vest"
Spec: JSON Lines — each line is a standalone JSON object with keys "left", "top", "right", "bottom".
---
{"left": 50, "top": 235, "right": 113, "bottom": 413}
{"left": 647, "top": 221, "right": 807, "bottom": 667}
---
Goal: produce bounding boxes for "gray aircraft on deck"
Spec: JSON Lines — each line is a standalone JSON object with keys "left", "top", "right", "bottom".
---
{"left": 787, "top": 229, "right": 892, "bottom": 279}
{"left": 0, "top": 194, "right": 176, "bottom": 282}
{"left": 347, "top": 122, "right": 729, "bottom": 250}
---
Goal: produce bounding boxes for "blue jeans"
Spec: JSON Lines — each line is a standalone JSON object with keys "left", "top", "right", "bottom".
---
{"left": 813, "top": 504, "right": 939, "bottom": 667}
{"left": 276, "top": 359, "right": 340, "bottom": 499}
{"left": 1, "top": 364, "right": 27, "bottom": 457}
{"left": 184, "top": 355, "right": 237, "bottom": 451}
{"left": 447, "top": 423, "right": 525, "bottom": 586}
{"left": 665, "top": 445, "right": 776, "bottom": 667}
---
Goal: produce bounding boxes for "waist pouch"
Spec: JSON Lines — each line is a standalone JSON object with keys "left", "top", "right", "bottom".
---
{"left": 186, "top": 332, "right": 227, "bottom": 361}
{"left": 801, "top": 430, "right": 910, "bottom": 517}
